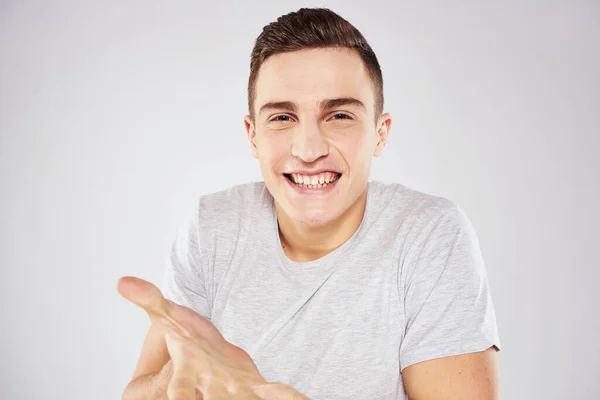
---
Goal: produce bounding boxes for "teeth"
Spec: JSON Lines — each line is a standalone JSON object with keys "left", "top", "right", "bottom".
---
{"left": 289, "top": 172, "right": 340, "bottom": 187}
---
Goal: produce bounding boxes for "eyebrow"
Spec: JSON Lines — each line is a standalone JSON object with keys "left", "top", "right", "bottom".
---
{"left": 320, "top": 97, "right": 366, "bottom": 111}
{"left": 258, "top": 97, "right": 366, "bottom": 116}
{"left": 258, "top": 101, "right": 297, "bottom": 115}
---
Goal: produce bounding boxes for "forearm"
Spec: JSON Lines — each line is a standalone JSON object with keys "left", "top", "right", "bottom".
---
{"left": 122, "top": 364, "right": 170, "bottom": 400}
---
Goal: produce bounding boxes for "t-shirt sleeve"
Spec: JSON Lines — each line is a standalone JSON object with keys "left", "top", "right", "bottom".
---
{"left": 160, "top": 200, "right": 211, "bottom": 319}
{"left": 399, "top": 203, "right": 500, "bottom": 370}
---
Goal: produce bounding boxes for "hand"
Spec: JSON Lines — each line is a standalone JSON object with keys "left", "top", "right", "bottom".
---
{"left": 157, "top": 360, "right": 203, "bottom": 400}
{"left": 117, "top": 276, "right": 267, "bottom": 399}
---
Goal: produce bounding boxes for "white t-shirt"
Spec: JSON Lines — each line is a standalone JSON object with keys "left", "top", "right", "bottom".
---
{"left": 162, "top": 181, "right": 501, "bottom": 399}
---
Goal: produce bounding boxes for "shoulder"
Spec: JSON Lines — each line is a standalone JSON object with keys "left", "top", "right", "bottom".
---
{"left": 372, "top": 182, "right": 486, "bottom": 284}
{"left": 193, "top": 181, "right": 272, "bottom": 236}
{"left": 197, "top": 181, "right": 269, "bottom": 214}
{"left": 368, "top": 180, "right": 466, "bottom": 230}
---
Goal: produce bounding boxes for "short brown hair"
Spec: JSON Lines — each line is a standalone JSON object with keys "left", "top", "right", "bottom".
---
{"left": 248, "top": 8, "right": 384, "bottom": 121}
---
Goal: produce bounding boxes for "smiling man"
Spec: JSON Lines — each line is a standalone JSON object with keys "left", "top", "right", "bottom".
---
{"left": 123, "top": 7, "right": 500, "bottom": 400}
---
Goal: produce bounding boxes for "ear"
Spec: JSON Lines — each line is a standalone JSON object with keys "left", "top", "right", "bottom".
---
{"left": 244, "top": 115, "right": 259, "bottom": 159}
{"left": 373, "top": 113, "right": 392, "bottom": 157}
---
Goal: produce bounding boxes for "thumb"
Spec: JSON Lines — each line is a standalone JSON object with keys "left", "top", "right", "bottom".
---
{"left": 117, "top": 276, "right": 191, "bottom": 337}
{"left": 116, "top": 276, "right": 165, "bottom": 311}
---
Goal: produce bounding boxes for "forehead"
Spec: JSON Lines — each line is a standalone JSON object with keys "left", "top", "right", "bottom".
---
{"left": 254, "top": 47, "right": 374, "bottom": 111}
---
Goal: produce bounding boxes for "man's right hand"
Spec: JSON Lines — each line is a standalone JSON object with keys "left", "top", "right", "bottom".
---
{"left": 118, "top": 276, "right": 266, "bottom": 399}
{"left": 154, "top": 360, "right": 202, "bottom": 400}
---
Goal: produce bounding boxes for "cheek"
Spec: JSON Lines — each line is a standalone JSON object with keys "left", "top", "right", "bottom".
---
{"left": 256, "top": 145, "right": 286, "bottom": 176}
{"left": 331, "top": 132, "right": 374, "bottom": 167}
{"left": 256, "top": 134, "right": 290, "bottom": 163}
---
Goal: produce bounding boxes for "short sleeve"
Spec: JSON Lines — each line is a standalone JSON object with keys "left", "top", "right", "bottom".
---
{"left": 399, "top": 204, "right": 500, "bottom": 370}
{"left": 161, "top": 201, "right": 211, "bottom": 319}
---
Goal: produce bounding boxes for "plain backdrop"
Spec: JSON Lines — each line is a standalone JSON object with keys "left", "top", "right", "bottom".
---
{"left": 1, "top": 1, "right": 598, "bottom": 399}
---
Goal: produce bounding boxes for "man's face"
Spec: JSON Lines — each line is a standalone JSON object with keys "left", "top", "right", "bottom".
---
{"left": 244, "top": 47, "right": 391, "bottom": 226}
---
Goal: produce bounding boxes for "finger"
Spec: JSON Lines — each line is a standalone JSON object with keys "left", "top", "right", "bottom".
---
{"left": 199, "top": 378, "right": 233, "bottom": 400}
{"left": 167, "top": 338, "right": 199, "bottom": 400}
{"left": 116, "top": 276, "right": 164, "bottom": 311}
{"left": 165, "top": 299, "right": 226, "bottom": 343}
{"left": 117, "top": 276, "right": 191, "bottom": 337}
{"left": 168, "top": 365, "right": 198, "bottom": 400}
{"left": 252, "top": 383, "right": 307, "bottom": 400}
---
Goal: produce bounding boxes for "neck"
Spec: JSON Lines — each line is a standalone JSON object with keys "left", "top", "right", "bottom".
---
{"left": 275, "top": 188, "right": 368, "bottom": 262}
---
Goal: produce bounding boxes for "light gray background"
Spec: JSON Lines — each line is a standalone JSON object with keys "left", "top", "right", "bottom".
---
{"left": 1, "top": 1, "right": 598, "bottom": 399}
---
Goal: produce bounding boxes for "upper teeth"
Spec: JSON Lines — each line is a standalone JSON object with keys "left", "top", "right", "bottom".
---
{"left": 291, "top": 172, "right": 339, "bottom": 185}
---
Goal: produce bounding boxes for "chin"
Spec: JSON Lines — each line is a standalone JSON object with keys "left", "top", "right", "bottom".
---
{"left": 289, "top": 208, "right": 339, "bottom": 227}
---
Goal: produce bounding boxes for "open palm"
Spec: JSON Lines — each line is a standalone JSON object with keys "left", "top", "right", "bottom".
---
{"left": 117, "top": 276, "right": 266, "bottom": 399}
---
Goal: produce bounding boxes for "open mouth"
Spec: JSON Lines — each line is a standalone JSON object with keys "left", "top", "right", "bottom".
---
{"left": 284, "top": 172, "right": 342, "bottom": 189}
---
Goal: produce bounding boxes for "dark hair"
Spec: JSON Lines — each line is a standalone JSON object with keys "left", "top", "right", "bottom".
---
{"left": 248, "top": 8, "right": 384, "bottom": 120}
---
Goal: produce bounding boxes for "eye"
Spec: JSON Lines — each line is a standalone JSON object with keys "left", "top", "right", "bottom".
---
{"left": 331, "top": 113, "right": 352, "bottom": 120}
{"left": 271, "top": 115, "right": 294, "bottom": 122}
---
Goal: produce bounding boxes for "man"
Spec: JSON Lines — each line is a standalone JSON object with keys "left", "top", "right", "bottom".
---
{"left": 119, "top": 7, "right": 500, "bottom": 399}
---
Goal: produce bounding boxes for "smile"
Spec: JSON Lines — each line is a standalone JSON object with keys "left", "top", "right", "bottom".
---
{"left": 283, "top": 172, "right": 342, "bottom": 192}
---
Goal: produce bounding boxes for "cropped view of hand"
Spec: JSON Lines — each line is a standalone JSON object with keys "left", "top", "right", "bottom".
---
{"left": 117, "top": 276, "right": 269, "bottom": 399}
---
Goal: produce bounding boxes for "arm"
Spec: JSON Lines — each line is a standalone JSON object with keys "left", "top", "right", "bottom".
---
{"left": 123, "top": 201, "right": 209, "bottom": 399}
{"left": 119, "top": 276, "right": 309, "bottom": 400}
{"left": 121, "top": 325, "right": 309, "bottom": 400}
{"left": 399, "top": 204, "right": 501, "bottom": 399}
{"left": 122, "top": 325, "right": 174, "bottom": 400}
{"left": 122, "top": 364, "right": 171, "bottom": 400}
{"left": 402, "top": 347, "right": 499, "bottom": 400}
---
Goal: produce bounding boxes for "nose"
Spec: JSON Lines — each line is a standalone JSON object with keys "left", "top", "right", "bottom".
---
{"left": 291, "top": 122, "right": 329, "bottom": 163}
